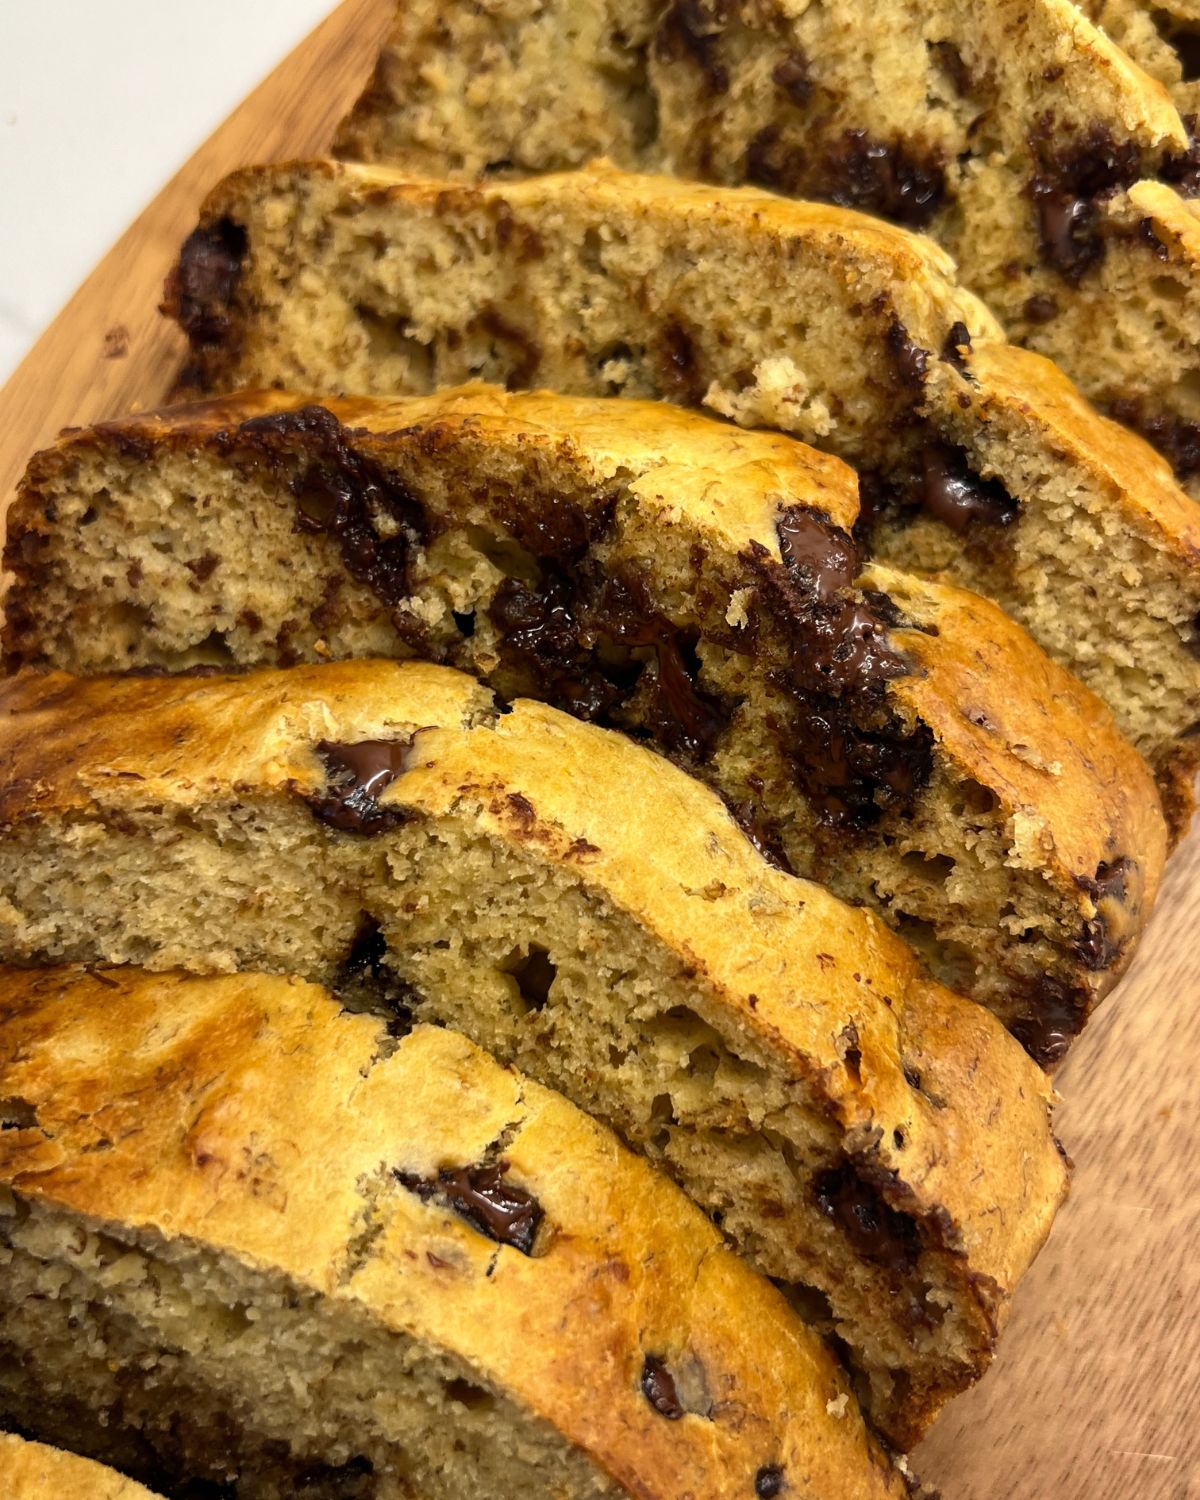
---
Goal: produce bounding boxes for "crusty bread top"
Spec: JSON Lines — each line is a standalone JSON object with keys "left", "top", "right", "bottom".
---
{"left": 0, "top": 967, "right": 908, "bottom": 1500}
{"left": 869, "top": 560, "right": 1167, "bottom": 912}
{"left": 0, "top": 660, "right": 1068, "bottom": 1303}
{"left": 30, "top": 381, "right": 862, "bottom": 541}
{"left": 0, "top": 1434, "right": 160, "bottom": 1500}
{"left": 196, "top": 155, "right": 1004, "bottom": 347}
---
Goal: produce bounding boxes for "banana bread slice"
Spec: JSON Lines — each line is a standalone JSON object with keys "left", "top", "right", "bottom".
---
{"left": 332, "top": 0, "right": 1200, "bottom": 495}
{"left": 0, "top": 967, "right": 913, "bottom": 1499}
{"left": 0, "top": 661, "right": 1069, "bottom": 1448}
{"left": 3, "top": 387, "right": 1167, "bottom": 1054}
{"left": 161, "top": 161, "right": 1200, "bottom": 814}
{"left": 1083, "top": 0, "right": 1200, "bottom": 115}
{"left": 0, "top": 1435, "right": 161, "bottom": 1500}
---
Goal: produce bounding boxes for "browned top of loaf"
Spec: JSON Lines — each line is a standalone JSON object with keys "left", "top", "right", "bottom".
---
{"left": 0, "top": 1435, "right": 160, "bottom": 1500}
{"left": 0, "top": 660, "right": 1068, "bottom": 1308}
{"left": 0, "top": 966, "right": 909, "bottom": 1500}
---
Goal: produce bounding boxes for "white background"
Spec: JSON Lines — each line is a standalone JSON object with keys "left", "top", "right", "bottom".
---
{"left": 0, "top": 2, "right": 335, "bottom": 385}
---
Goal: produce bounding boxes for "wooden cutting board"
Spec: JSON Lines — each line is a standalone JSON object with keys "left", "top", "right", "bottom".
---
{"left": 0, "top": 3, "right": 1196, "bottom": 1495}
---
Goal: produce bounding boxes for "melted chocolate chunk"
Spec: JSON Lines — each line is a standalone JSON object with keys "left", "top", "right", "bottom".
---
{"left": 1010, "top": 978, "right": 1088, "bottom": 1068}
{"left": 772, "top": 51, "right": 813, "bottom": 106}
{"left": 885, "top": 320, "right": 931, "bottom": 385}
{"left": 814, "top": 1162, "right": 921, "bottom": 1273}
{"left": 489, "top": 567, "right": 731, "bottom": 760}
{"left": 163, "top": 217, "right": 248, "bottom": 346}
{"left": 241, "top": 404, "right": 427, "bottom": 608}
{"left": 641, "top": 1356, "right": 685, "bottom": 1419}
{"left": 1027, "top": 121, "right": 1142, "bottom": 281}
{"left": 1106, "top": 397, "right": 1200, "bottom": 483}
{"left": 940, "top": 320, "right": 972, "bottom": 371}
{"left": 1022, "top": 292, "right": 1059, "bottom": 324}
{"left": 920, "top": 444, "right": 1020, "bottom": 533}
{"left": 1074, "top": 856, "right": 1133, "bottom": 971}
{"left": 307, "top": 738, "right": 411, "bottom": 835}
{"left": 744, "top": 127, "right": 945, "bottom": 228}
{"left": 654, "top": 0, "right": 730, "bottom": 95}
{"left": 776, "top": 506, "right": 859, "bottom": 602}
{"left": 755, "top": 1465, "right": 786, "bottom": 1498}
{"left": 397, "top": 1162, "right": 543, "bottom": 1254}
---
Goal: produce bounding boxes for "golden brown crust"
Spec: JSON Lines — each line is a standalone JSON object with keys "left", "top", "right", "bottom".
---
{"left": 0, "top": 660, "right": 1067, "bottom": 1312}
{"left": 0, "top": 1435, "right": 160, "bottom": 1500}
{"left": 0, "top": 966, "right": 908, "bottom": 1499}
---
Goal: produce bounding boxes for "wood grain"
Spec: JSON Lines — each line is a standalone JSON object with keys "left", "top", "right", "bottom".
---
{"left": 0, "top": 2, "right": 1197, "bottom": 1496}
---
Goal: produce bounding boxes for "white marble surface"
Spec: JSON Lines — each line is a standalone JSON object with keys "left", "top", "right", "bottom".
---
{"left": 0, "top": 1, "right": 336, "bottom": 385}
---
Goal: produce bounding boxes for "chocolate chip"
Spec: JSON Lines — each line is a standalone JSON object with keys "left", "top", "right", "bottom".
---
{"left": 940, "top": 320, "right": 972, "bottom": 371}
{"left": 641, "top": 1355, "right": 685, "bottom": 1419}
{"left": 744, "top": 127, "right": 945, "bottom": 228}
{"left": 163, "top": 217, "right": 248, "bottom": 346}
{"left": 1022, "top": 292, "right": 1059, "bottom": 324}
{"left": 755, "top": 1465, "right": 786, "bottom": 1498}
{"left": 307, "top": 738, "right": 412, "bottom": 835}
{"left": 1073, "top": 856, "right": 1133, "bottom": 972}
{"left": 885, "top": 320, "right": 931, "bottom": 385}
{"left": 654, "top": 0, "right": 730, "bottom": 95}
{"left": 1026, "top": 119, "right": 1142, "bottom": 282}
{"left": 772, "top": 51, "right": 812, "bottom": 106}
{"left": 814, "top": 1161, "right": 921, "bottom": 1273}
{"left": 397, "top": 1162, "right": 544, "bottom": 1254}
{"left": 920, "top": 444, "right": 1020, "bottom": 533}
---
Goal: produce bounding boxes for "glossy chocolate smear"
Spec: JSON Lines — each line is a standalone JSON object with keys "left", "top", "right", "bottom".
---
{"left": 307, "top": 738, "right": 412, "bottom": 835}
{"left": 1011, "top": 976, "right": 1088, "bottom": 1068}
{"left": 776, "top": 506, "right": 859, "bottom": 603}
{"left": 397, "top": 1161, "right": 543, "bottom": 1255}
{"left": 641, "top": 1356, "right": 685, "bottom": 1419}
{"left": 1027, "top": 121, "right": 1142, "bottom": 281}
{"left": 921, "top": 444, "right": 1020, "bottom": 533}
{"left": 814, "top": 1162, "right": 921, "bottom": 1273}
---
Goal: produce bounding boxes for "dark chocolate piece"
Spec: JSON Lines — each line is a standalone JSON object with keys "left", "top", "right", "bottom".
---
{"left": 397, "top": 1161, "right": 544, "bottom": 1254}
{"left": 1010, "top": 977, "right": 1088, "bottom": 1069}
{"left": 659, "top": 320, "right": 705, "bottom": 404}
{"left": 744, "top": 127, "right": 945, "bottom": 228}
{"left": 641, "top": 1356, "right": 685, "bottom": 1419}
{"left": 755, "top": 1465, "right": 786, "bottom": 1498}
{"left": 920, "top": 444, "right": 1020, "bottom": 533}
{"left": 813, "top": 1162, "right": 921, "bottom": 1273}
{"left": 1074, "top": 856, "right": 1133, "bottom": 972}
{"left": 940, "top": 320, "right": 972, "bottom": 371}
{"left": 307, "top": 738, "right": 412, "bottom": 836}
{"left": 772, "top": 51, "right": 813, "bottom": 107}
{"left": 654, "top": 0, "right": 730, "bottom": 96}
{"left": 1026, "top": 120, "right": 1142, "bottom": 282}
{"left": 776, "top": 506, "right": 859, "bottom": 602}
{"left": 885, "top": 320, "right": 931, "bottom": 385}
{"left": 162, "top": 217, "right": 248, "bottom": 346}
{"left": 240, "top": 404, "right": 427, "bottom": 607}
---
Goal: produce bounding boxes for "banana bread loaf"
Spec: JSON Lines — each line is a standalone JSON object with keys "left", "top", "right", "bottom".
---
{"left": 0, "top": 661, "right": 1069, "bottom": 1448}
{"left": 0, "top": 966, "right": 912, "bottom": 1498}
{"left": 333, "top": 0, "right": 1200, "bottom": 495}
{"left": 3, "top": 388, "right": 1168, "bottom": 1053}
{"left": 0, "top": 1435, "right": 161, "bottom": 1500}
{"left": 161, "top": 161, "right": 1200, "bottom": 816}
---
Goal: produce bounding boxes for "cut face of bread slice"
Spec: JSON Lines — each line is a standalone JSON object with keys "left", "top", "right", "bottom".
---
{"left": 0, "top": 662, "right": 1069, "bottom": 1449}
{"left": 161, "top": 161, "right": 1200, "bottom": 814}
{"left": 3, "top": 387, "right": 1168, "bottom": 1056}
{"left": 1083, "top": 0, "right": 1200, "bottom": 116}
{"left": 332, "top": 0, "right": 1200, "bottom": 494}
{"left": 0, "top": 1434, "right": 161, "bottom": 1500}
{"left": 0, "top": 968, "right": 912, "bottom": 1499}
